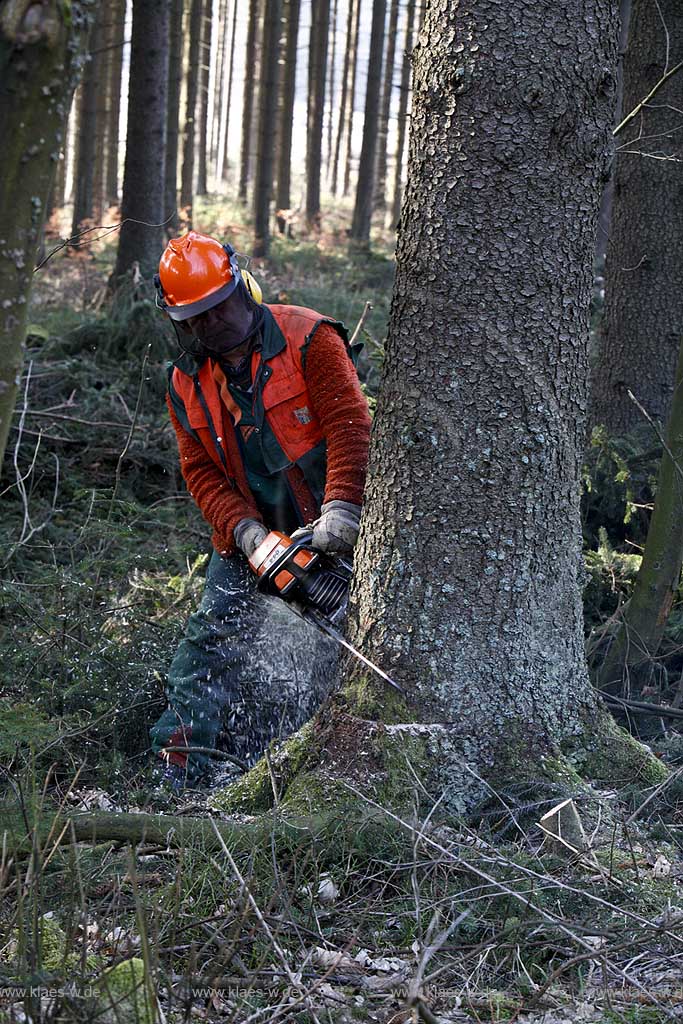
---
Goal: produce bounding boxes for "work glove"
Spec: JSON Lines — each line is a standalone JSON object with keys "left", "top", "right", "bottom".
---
{"left": 234, "top": 518, "right": 269, "bottom": 559}
{"left": 311, "top": 500, "right": 362, "bottom": 555}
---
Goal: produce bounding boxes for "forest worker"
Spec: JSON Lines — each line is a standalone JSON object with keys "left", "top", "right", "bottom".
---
{"left": 150, "top": 231, "right": 372, "bottom": 788}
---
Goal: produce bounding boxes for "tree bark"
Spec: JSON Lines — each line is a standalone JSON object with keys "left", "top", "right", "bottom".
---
{"left": 180, "top": 0, "right": 202, "bottom": 214}
{"left": 597, "top": 336, "right": 683, "bottom": 693}
{"left": 275, "top": 0, "right": 301, "bottom": 213}
{"left": 343, "top": 0, "right": 621, "bottom": 801}
{"left": 349, "top": 0, "right": 386, "bottom": 243}
{"left": 70, "top": 7, "right": 105, "bottom": 237}
{"left": 253, "top": 0, "right": 282, "bottom": 256}
{"left": 305, "top": 0, "right": 331, "bottom": 230}
{"left": 589, "top": 0, "right": 683, "bottom": 434}
{"left": 342, "top": 0, "right": 361, "bottom": 197}
{"left": 238, "top": 0, "right": 260, "bottom": 203}
{"left": 112, "top": 0, "right": 170, "bottom": 283}
{"left": 104, "top": 0, "right": 126, "bottom": 208}
{"left": 0, "top": 1, "right": 92, "bottom": 475}
{"left": 331, "top": 0, "right": 355, "bottom": 195}
{"left": 374, "top": 0, "right": 399, "bottom": 211}
{"left": 388, "top": 0, "right": 416, "bottom": 231}
{"left": 165, "top": 0, "right": 184, "bottom": 235}
{"left": 195, "top": 0, "right": 212, "bottom": 196}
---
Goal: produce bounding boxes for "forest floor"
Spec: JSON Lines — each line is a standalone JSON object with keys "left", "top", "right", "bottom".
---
{"left": 1, "top": 197, "right": 683, "bottom": 1023}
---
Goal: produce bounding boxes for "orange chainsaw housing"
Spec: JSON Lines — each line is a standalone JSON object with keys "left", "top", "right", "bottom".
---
{"left": 248, "top": 531, "right": 317, "bottom": 596}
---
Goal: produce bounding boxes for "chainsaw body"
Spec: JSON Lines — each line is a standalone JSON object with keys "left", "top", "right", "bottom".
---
{"left": 248, "top": 530, "right": 351, "bottom": 626}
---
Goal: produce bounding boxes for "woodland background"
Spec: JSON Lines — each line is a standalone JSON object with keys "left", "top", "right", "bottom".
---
{"left": 2, "top": 0, "right": 683, "bottom": 1022}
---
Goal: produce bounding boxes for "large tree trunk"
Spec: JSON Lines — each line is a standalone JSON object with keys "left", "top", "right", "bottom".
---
{"left": 195, "top": 0, "right": 212, "bottom": 197}
{"left": 0, "top": 1, "right": 92, "bottom": 475}
{"left": 70, "top": 7, "right": 105, "bottom": 238}
{"left": 373, "top": 0, "right": 399, "bottom": 211}
{"left": 104, "top": 0, "right": 126, "bottom": 209}
{"left": 238, "top": 0, "right": 260, "bottom": 203}
{"left": 343, "top": 0, "right": 623, "bottom": 801}
{"left": 388, "top": 0, "right": 417, "bottom": 231}
{"left": 275, "top": 0, "right": 301, "bottom": 213}
{"left": 305, "top": 0, "right": 331, "bottom": 231}
{"left": 164, "top": 0, "right": 184, "bottom": 235}
{"left": 331, "top": 0, "right": 355, "bottom": 196}
{"left": 349, "top": 0, "right": 386, "bottom": 243}
{"left": 112, "top": 0, "right": 170, "bottom": 283}
{"left": 589, "top": 0, "right": 683, "bottom": 434}
{"left": 597, "top": 335, "right": 683, "bottom": 694}
{"left": 180, "top": 0, "right": 202, "bottom": 214}
{"left": 253, "top": 0, "right": 282, "bottom": 256}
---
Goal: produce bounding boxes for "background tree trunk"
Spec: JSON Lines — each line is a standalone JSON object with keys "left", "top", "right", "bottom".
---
{"left": 342, "top": 0, "right": 362, "bottom": 197}
{"left": 104, "top": 0, "right": 126, "bottom": 208}
{"left": 70, "top": 8, "right": 105, "bottom": 238}
{"left": 220, "top": 0, "right": 239, "bottom": 181}
{"left": 388, "top": 0, "right": 416, "bottom": 231}
{"left": 238, "top": 0, "right": 260, "bottom": 203}
{"left": 349, "top": 0, "right": 386, "bottom": 243}
{"left": 597, "top": 335, "right": 683, "bottom": 694}
{"left": 374, "top": 0, "right": 399, "bottom": 211}
{"left": 165, "top": 0, "right": 184, "bottom": 236}
{"left": 0, "top": 0, "right": 91, "bottom": 475}
{"left": 305, "top": 0, "right": 331, "bottom": 231}
{"left": 331, "top": 0, "right": 355, "bottom": 195}
{"left": 253, "top": 0, "right": 282, "bottom": 256}
{"left": 112, "top": 0, "right": 170, "bottom": 282}
{"left": 195, "top": 0, "right": 212, "bottom": 196}
{"left": 276, "top": 0, "right": 301, "bottom": 213}
{"left": 345, "top": 0, "right": 620, "bottom": 799}
{"left": 180, "top": 0, "right": 202, "bottom": 214}
{"left": 589, "top": 0, "right": 683, "bottom": 434}
{"left": 325, "top": 0, "right": 338, "bottom": 179}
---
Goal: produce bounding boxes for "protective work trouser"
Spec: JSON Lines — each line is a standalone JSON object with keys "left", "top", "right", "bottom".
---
{"left": 150, "top": 550, "right": 339, "bottom": 780}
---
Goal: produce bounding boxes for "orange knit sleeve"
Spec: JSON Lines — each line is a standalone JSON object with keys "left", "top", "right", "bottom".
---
{"left": 166, "top": 395, "right": 262, "bottom": 556}
{"left": 303, "top": 324, "right": 372, "bottom": 505}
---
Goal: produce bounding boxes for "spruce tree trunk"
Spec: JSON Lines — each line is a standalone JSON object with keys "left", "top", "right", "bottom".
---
{"left": 220, "top": 0, "right": 239, "bottom": 181}
{"left": 165, "top": 0, "right": 183, "bottom": 235}
{"left": 104, "top": 0, "right": 126, "bottom": 208}
{"left": 344, "top": 0, "right": 621, "bottom": 798}
{"left": 597, "top": 335, "right": 683, "bottom": 694}
{"left": 342, "top": 0, "right": 361, "bottom": 196}
{"left": 195, "top": 0, "right": 212, "bottom": 196}
{"left": 253, "top": 0, "right": 282, "bottom": 256}
{"left": 70, "top": 7, "right": 105, "bottom": 237}
{"left": 211, "top": 0, "right": 227, "bottom": 176}
{"left": 0, "top": 1, "right": 92, "bottom": 476}
{"left": 374, "top": 0, "right": 399, "bottom": 211}
{"left": 238, "top": 0, "right": 260, "bottom": 203}
{"left": 349, "top": 0, "right": 385, "bottom": 243}
{"left": 112, "top": 0, "right": 170, "bottom": 283}
{"left": 589, "top": 0, "right": 683, "bottom": 434}
{"left": 331, "top": 0, "right": 354, "bottom": 195}
{"left": 305, "top": 0, "right": 331, "bottom": 230}
{"left": 388, "top": 0, "right": 416, "bottom": 231}
{"left": 180, "top": 0, "right": 202, "bottom": 213}
{"left": 276, "top": 0, "right": 301, "bottom": 213}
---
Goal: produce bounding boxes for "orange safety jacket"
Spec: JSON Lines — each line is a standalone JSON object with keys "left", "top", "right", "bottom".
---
{"left": 167, "top": 304, "right": 369, "bottom": 550}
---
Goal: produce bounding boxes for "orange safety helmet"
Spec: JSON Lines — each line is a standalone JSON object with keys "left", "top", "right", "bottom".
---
{"left": 155, "top": 231, "right": 244, "bottom": 321}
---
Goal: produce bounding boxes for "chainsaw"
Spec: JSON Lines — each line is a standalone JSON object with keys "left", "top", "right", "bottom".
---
{"left": 248, "top": 530, "right": 404, "bottom": 694}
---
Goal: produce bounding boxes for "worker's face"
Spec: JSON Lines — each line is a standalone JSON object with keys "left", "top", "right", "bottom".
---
{"left": 179, "top": 286, "right": 255, "bottom": 357}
